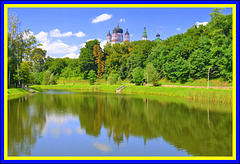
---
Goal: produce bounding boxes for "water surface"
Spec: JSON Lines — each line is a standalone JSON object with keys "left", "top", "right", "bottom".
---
{"left": 8, "top": 90, "right": 232, "bottom": 156}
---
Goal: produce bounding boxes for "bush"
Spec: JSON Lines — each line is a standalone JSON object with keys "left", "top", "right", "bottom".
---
{"left": 144, "top": 63, "right": 159, "bottom": 85}
{"left": 43, "top": 70, "right": 56, "bottom": 85}
{"left": 132, "top": 67, "right": 144, "bottom": 85}
{"left": 88, "top": 70, "right": 97, "bottom": 85}
{"left": 108, "top": 73, "right": 119, "bottom": 85}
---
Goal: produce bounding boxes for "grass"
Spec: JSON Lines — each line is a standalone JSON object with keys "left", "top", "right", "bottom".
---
{"left": 8, "top": 78, "right": 232, "bottom": 103}
{"left": 57, "top": 77, "right": 232, "bottom": 87}
{"left": 121, "top": 86, "right": 232, "bottom": 104}
{"left": 158, "top": 78, "right": 232, "bottom": 87}
{"left": 30, "top": 82, "right": 232, "bottom": 104}
{"left": 8, "top": 88, "right": 31, "bottom": 100}
{"left": 8, "top": 87, "right": 42, "bottom": 100}
{"left": 30, "top": 83, "right": 121, "bottom": 93}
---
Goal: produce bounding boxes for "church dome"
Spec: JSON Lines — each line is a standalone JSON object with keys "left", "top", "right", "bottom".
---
{"left": 113, "top": 24, "right": 123, "bottom": 33}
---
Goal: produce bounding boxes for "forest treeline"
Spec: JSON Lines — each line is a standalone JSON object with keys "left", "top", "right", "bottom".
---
{"left": 8, "top": 8, "right": 232, "bottom": 87}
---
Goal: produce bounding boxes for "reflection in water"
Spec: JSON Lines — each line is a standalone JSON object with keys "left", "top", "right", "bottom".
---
{"left": 8, "top": 90, "right": 232, "bottom": 156}
{"left": 93, "top": 142, "right": 112, "bottom": 152}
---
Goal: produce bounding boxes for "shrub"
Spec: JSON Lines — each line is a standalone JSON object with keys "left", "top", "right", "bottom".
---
{"left": 88, "top": 70, "right": 97, "bottom": 85}
{"left": 108, "top": 73, "right": 119, "bottom": 85}
{"left": 132, "top": 67, "right": 144, "bottom": 85}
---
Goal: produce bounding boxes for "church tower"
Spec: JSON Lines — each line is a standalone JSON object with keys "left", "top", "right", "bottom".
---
{"left": 107, "top": 30, "right": 112, "bottom": 43}
{"left": 112, "top": 23, "right": 123, "bottom": 44}
{"left": 142, "top": 27, "right": 147, "bottom": 40}
{"left": 125, "top": 29, "right": 130, "bottom": 41}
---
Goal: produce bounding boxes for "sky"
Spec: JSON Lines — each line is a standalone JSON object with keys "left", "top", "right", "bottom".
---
{"left": 8, "top": 7, "right": 232, "bottom": 59}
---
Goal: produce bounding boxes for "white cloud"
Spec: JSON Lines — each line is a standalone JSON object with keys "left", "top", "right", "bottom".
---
{"left": 61, "top": 53, "right": 79, "bottom": 59}
{"left": 74, "top": 31, "right": 86, "bottom": 37}
{"left": 39, "top": 40, "right": 78, "bottom": 54}
{"left": 195, "top": 22, "right": 208, "bottom": 27}
{"left": 120, "top": 18, "right": 125, "bottom": 22}
{"left": 100, "top": 40, "right": 107, "bottom": 49}
{"left": 35, "top": 31, "right": 49, "bottom": 43}
{"left": 50, "top": 29, "right": 73, "bottom": 37}
{"left": 176, "top": 27, "right": 181, "bottom": 31}
{"left": 76, "top": 128, "right": 84, "bottom": 134}
{"left": 93, "top": 142, "right": 112, "bottom": 152}
{"left": 23, "top": 31, "right": 34, "bottom": 39}
{"left": 79, "top": 43, "right": 86, "bottom": 48}
{"left": 92, "top": 13, "right": 112, "bottom": 23}
{"left": 130, "top": 34, "right": 133, "bottom": 37}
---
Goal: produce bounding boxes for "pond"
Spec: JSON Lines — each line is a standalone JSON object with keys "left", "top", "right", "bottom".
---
{"left": 8, "top": 90, "right": 232, "bottom": 156}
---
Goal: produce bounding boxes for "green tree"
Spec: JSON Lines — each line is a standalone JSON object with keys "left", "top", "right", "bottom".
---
{"left": 19, "top": 61, "right": 31, "bottom": 86}
{"left": 30, "top": 48, "right": 46, "bottom": 72}
{"left": 108, "top": 73, "right": 119, "bottom": 85}
{"left": 144, "top": 63, "right": 159, "bottom": 85}
{"left": 132, "top": 67, "right": 144, "bottom": 85}
{"left": 43, "top": 70, "right": 56, "bottom": 85}
{"left": 79, "top": 39, "right": 100, "bottom": 78}
{"left": 88, "top": 70, "right": 97, "bottom": 85}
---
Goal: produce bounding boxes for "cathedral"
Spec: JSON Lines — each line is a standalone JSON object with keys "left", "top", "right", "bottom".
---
{"left": 107, "top": 24, "right": 130, "bottom": 45}
{"left": 107, "top": 24, "right": 162, "bottom": 45}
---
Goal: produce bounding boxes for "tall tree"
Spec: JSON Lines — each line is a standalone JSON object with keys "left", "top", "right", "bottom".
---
{"left": 93, "top": 45, "right": 105, "bottom": 78}
{"left": 8, "top": 13, "right": 20, "bottom": 88}
{"left": 79, "top": 39, "right": 100, "bottom": 78}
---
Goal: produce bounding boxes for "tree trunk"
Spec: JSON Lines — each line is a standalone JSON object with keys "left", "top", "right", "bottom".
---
{"left": 8, "top": 67, "right": 10, "bottom": 88}
{"left": 17, "top": 53, "right": 20, "bottom": 88}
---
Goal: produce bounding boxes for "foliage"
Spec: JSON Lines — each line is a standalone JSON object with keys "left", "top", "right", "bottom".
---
{"left": 8, "top": 8, "right": 232, "bottom": 86}
{"left": 132, "top": 67, "right": 144, "bottom": 85}
{"left": 43, "top": 70, "right": 56, "bottom": 85}
{"left": 108, "top": 73, "right": 119, "bottom": 85}
{"left": 88, "top": 70, "right": 97, "bottom": 85}
{"left": 93, "top": 45, "right": 105, "bottom": 78}
{"left": 144, "top": 63, "right": 159, "bottom": 85}
{"left": 79, "top": 40, "right": 100, "bottom": 79}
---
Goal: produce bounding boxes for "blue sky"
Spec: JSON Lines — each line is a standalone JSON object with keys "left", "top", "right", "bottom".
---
{"left": 9, "top": 8, "right": 232, "bottom": 58}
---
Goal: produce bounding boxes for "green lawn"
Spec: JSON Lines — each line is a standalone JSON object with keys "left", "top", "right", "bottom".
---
{"left": 56, "top": 77, "right": 232, "bottom": 87}
{"left": 30, "top": 83, "right": 121, "bottom": 93}
{"left": 8, "top": 88, "right": 31, "bottom": 100}
{"left": 121, "top": 86, "right": 232, "bottom": 104}
{"left": 30, "top": 83, "right": 232, "bottom": 104}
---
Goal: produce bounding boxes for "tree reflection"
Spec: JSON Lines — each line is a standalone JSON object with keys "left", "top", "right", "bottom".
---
{"left": 8, "top": 91, "right": 232, "bottom": 156}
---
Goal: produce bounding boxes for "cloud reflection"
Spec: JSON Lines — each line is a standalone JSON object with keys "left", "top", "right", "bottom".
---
{"left": 93, "top": 142, "right": 112, "bottom": 152}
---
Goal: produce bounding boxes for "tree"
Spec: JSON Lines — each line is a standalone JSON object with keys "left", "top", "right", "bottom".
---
{"left": 108, "top": 73, "right": 119, "bottom": 85}
{"left": 30, "top": 48, "right": 46, "bottom": 72}
{"left": 144, "top": 63, "right": 159, "bottom": 85}
{"left": 93, "top": 45, "right": 105, "bottom": 78}
{"left": 88, "top": 70, "right": 97, "bottom": 85}
{"left": 146, "top": 45, "right": 169, "bottom": 78}
{"left": 132, "top": 67, "right": 144, "bottom": 85}
{"left": 8, "top": 13, "right": 20, "bottom": 88}
{"left": 79, "top": 39, "right": 100, "bottom": 78}
{"left": 43, "top": 70, "right": 56, "bottom": 85}
{"left": 19, "top": 61, "right": 31, "bottom": 86}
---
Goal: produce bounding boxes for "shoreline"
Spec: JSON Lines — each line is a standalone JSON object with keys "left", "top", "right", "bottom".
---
{"left": 29, "top": 84, "right": 232, "bottom": 104}
{"left": 8, "top": 84, "right": 232, "bottom": 104}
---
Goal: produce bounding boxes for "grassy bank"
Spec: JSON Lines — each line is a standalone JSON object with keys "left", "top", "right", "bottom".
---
{"left": 8, "top": 88, "right": 41, "bottom": 100}
{"left": 122, "top": 86, "right": 232, "bottom": 104}
{"left": 30, "top": 84, "right": 121, "bottom": 93}
{"left": 30, "top": 83, "right": 232, "bottom": 104}
{"left": 8, "top": 88, "right": 31, "bottom": 100}
{"left": 57, "top": 77, "right": 232, "bottom": 87}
